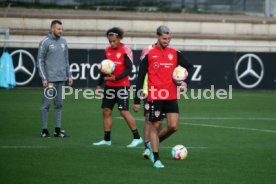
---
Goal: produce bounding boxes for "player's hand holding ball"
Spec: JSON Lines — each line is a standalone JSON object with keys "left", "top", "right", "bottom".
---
{"left": 100, "top": 59, "right": 115, "bottom": 75}
{"left": 172, "top": 65, "right": 188, "bottom": 91}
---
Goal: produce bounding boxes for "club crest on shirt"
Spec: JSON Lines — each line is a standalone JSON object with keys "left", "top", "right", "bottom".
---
{"left": 145, "top": 103, "right": 150, "bottom": 110}
{"left": 116, "top": 53, "right": 121, "bottom": 59}
{"left": 154, "top": 110, "right": 160, "bottom": 117}
{"left": 153, "top": 62, "right": 160, "bottom": 69}
{"left": 168, "top": 53, "right": 173, "bottom": 61}
{"left": 60, "top": 44, "right": 65, "bottom": 51}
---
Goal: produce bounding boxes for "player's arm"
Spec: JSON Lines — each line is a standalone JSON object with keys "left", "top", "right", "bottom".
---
{"left": 96, "top": 55, "right": 107, "bottom": 88}
{"left": 115, "top": 54, "right": 132, "bottom": 80}
{"left": 65, "top": 42, "right": 73, "bottom": 86}
{"left": 97, "top": 73, "right": 105, "bottom": 87}
{"left": 177, "top": 51, "right": 194, "bottom": 84}
{"left": 104, "top": 54, "right": 132, "bottom": 81}
{"left": 37, "top": 40, "right": 48, "bottom": 87}
{"left": 134, "top": 55, "right": 148, "bottom": 105}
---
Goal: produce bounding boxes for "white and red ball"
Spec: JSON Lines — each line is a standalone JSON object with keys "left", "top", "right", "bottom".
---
{"left": 172, "top": 66, "right": 188, "bottom": 81}
{"left": 100, "top": 59, "right": 115, "bottom": 74}
{"left": 171, "top": 144, "right": 188, "bottom": 160}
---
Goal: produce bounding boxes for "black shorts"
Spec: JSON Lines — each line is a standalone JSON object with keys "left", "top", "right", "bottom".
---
{"left": 148, "top": 100, "right": 179, "bottom": 122}
{"left": 101, "top": 86, "right": 129, "bottom": 111}
{"left": 143, "top": 98, "right": 150, "bottom": 117}
{"left": 144, "top": 98, "right": 165, "bottom": 119}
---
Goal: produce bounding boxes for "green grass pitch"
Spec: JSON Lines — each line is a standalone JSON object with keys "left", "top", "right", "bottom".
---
{"left": 0, "top": 88, "right": 276, "bottom": 184}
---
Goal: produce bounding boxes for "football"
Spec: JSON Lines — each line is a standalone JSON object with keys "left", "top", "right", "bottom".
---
{"left": 100, "top": 59, "right": 115, "bottom": 74}
{"left": 172, "top": 65, "right": 188, "bottom": 81}
{"left": 171, "top": 144, "right": 188, "bottom": 160}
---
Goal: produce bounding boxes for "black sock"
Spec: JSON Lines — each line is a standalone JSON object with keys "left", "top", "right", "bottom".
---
{"left": 153, "top": 152, "right": 160, "bottom": 162}
{"left": 55, "top": 127, "right": 60, "bottom": 133}
{"left": 104, "top": 131, "right": 111, "bottom": 141}
{"left": 144, "top": 141, "right": 149, "bottom": 149}
{"left": 132, "top": 129, "right": 140, "bottom": 139}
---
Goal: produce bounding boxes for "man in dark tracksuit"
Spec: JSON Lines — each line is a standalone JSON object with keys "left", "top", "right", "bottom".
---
{"left": 37, "top": 20, "right": 73, "bottom": 138}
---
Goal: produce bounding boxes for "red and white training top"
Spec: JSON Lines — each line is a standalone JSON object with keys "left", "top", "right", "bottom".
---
{"left": 147, "top": 45, "right": 178, "bottom": 100}
{"left": 105, "top": 43, "right": 133, "bottom": 87}
{"left": 135, "top": 44, "right": 194, "bottom": 103}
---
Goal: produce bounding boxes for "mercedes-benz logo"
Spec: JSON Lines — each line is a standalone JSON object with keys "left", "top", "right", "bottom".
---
{"left": 235, "top": 54, "right": 264, "bottom": 89}
{"left": 10, "top": 49, "right": 36, "bottom": 86}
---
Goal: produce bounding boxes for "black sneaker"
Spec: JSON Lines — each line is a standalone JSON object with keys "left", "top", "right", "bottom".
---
{"left": 54, "top": 130, "right": 68, "bottom": 138}
{"left": 41, "top": 129, "right": 50, "bottom": 138}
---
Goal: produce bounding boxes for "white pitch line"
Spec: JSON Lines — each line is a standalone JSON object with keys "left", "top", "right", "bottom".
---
{"left": 152, "top": 146, "right": 208, "bottom": 149}
{"left": 0, "top": 146, "right": 48, "bottom": 149}
{"left": 179, "top": 117, "right": 276, "bottom": 121}
{"left": 115, "top": 117, "right": 276, "bottom": 133}
{"left": 116, "top": 116, "right": 276, "bottom": 121}
{"left": 181, "top": 122, "right": 276, "bottom": 133}
{"left": 111, "top": 145, "right": 208, "bottom": 149}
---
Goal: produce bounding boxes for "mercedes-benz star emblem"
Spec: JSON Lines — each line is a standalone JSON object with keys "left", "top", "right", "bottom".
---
{"left": 235, "top": 54, "right": 264, "bottom": 89}
{"left": 10, "top": 49, "right": 36, "bottom": 86}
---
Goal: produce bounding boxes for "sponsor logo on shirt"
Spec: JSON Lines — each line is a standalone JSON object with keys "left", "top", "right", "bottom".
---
{"left": 49, "top": 44, "right": 55, "bottom": 50}
{"left": 153, "top": 62, "right": 160, "bottom": 69}
{"left": 113, "top": 61, "right": 121, "bottom": 65}
{"left": 160, "top": 63, "right": 174, "bottom": 68}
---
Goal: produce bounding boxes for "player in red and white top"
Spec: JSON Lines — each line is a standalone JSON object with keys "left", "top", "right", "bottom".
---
{"left": 93, "top": 27, "right": 143, "bottom": 147}
{"left": 139, "top": 44, "right": 154, "bottom": 159}
{"left": 133, "top": 25, "right": 194, "bottom": 168}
